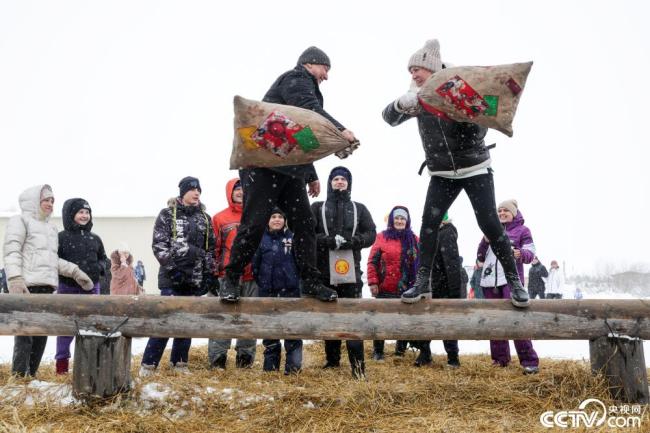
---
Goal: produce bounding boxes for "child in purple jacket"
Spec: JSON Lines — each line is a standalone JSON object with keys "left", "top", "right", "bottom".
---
{"left": 477, "top": 199, "right": 539, "bottom": 374}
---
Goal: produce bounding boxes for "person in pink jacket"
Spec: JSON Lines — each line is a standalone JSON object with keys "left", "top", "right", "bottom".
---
{"left": 109, "top": 245, "right": 143, "bottom": 296}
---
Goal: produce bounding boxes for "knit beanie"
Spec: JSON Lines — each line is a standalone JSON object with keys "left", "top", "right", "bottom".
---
{"left": 298, "top": 46, "right": 331, "bottom": 67}
{"left": 498, "top": 199, "right": 518, "bottom": 217}
{"left": 40, "top": 185, "right": 54, "bottom": 201}
{"left": 408, "top": 39, "right": 442, "bottom": 73}
{"left": 178, "top": 176, "right": 201, "bottom": 198}
{"left": 329, "top": 166, "right": 351, "bottom": 184}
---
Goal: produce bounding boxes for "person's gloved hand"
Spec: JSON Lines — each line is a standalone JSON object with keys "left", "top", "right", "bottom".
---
{"left": 72, "top": 267, "right": 95, "bottom": 291}
{"left": 8, "top": 277, "right": 29, "bottom": 294}
{"left": 395, "top": 92, "right": 420, "bottom": 114}
{"left": 334, "top": 235, "right": 346, "bottom": 250}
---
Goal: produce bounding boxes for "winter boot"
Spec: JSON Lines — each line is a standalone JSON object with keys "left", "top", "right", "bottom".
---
{"left": 372, "top": 350, "right": 385, "bottom": 362}
{"left": 351, "top": 361, "right": 366, "bottom": 380}
{"left": 302, "top": 279, "right": 337, "bottom": 302}
{"left": 321, "top": 360, "right": 340, "bottom": 369}
{"left": 414, "top": 344, "right": 432, "bottom": 367}
{"left": 446, "top": 353, "right": 461, "bottom": 369}
{"left": 506, "top": 272, "right": 530, "bottom": 308}
{"left": 55, "top": 358, "right": 69, "bottom": 375}
{"left": 210, "top": 354, "right": 227, "bottom": 370}
{"left": 171, "top": 361, "right": 190, "bottom": 374}
{"left": 523, "top": 366, "right": 539, "bottom": 375}
{"left": 235, "top": 353, "right": 254, "bottom": 369}
{"left": 401, "top": 266, "right": 432, "bottom": 303}
{"left": 139, "top": 363, "right": 156, "bottom": 378}
{"left": 219, "top": 274, "right": 241, "bottom": 303}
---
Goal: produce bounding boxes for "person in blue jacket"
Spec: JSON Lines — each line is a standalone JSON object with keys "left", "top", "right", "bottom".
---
{"left": 253, "top": 207, "right": 302, "bottom": 374}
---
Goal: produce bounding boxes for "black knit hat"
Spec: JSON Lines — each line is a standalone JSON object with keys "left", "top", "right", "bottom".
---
{"left": 178, "top": 176, "right": 202, "bottom": 198}
{"left": 298, "top": 46, "right": 331, "bottom": 67}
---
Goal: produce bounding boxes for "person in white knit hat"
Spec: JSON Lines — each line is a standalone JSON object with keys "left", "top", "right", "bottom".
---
{"left": 382, "top": 39, "right": 530, "bottom": 308}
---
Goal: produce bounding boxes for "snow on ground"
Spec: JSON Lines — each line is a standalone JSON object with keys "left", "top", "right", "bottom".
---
{"left": 1, "top": 289, "right": 648, "bottom": 367}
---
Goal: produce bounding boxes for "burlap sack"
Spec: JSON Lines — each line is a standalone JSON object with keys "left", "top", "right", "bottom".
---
{"left": 230, "top": 96, "right": 358, "bottom": 169}
{"left": 417, "top": 62, "right": 533, "bottom": 137}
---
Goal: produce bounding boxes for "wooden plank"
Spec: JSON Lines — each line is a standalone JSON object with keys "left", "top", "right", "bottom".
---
{"left": 590, "top": 336, "right": 649, "bottom": 404}
{"left": 0, "top": 294, "right": 649, "bottom": 340}
{"left": 72, "top": 334, "right": 131, "bottom": 399}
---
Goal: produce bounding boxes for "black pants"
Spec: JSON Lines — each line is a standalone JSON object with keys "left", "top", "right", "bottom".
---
{"left": 12, "top": 285, "right": 54, "bottom": 376}
{"left": 226, "top": 168, "right": 320, "bottom": 282}
{"left": 528, "top": 287, "right": 545, "bottom": 299}
{"left": 546, "top": 293, "right": 563, "bottom": 299}
{"left": 324, "top": 283, "right": 364, "bottom": 369}
{"left": 420, "top": 173, "right": 520, "bottom": 282}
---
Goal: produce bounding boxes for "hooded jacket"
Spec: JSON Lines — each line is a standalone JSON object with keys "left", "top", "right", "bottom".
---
{"left": 477, "top": 210, "right": 536, "bottom": 288}
{"left": 212, "top": 178, "right": 253, "bottom": 281}
{"left": 252, "top": 223, "right": 300, "bottom": 297}
{"left": 261, "top": 64, "right": 346, "bottom": 182}
{"left": 310, "top": 167, "right": 376, "bottom": 285}
{"left": 382, "top": 100, "right": 490, "bottom": 175}
{"left": 528, "top": 262, "right": 548, "bottom": 291}
{"left": 152, "top": 197, "right": 216, "bottom": 290}
{"left": 3, "top": 185, "right": 80, "bottom": 288}
{"left": 58, "top": 198, "right": 107, "bottom": 288}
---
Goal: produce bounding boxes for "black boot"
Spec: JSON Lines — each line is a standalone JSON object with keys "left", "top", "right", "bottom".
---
{"left": 351, "top": 361, "right": 366, "bottom": 380}
{"left": 394, "top": 340, "right": 407, "bottom": 357}
{"left": 219, "top": 274, "right": 240, "bottom": 303}
{"left": 414, "top": 344, "right": 432, "bottom": 367}
{"left": 302, "top": 279, "right": 338, "bottom": 302}
{"left": 401, "top": 266, "right": 431, "bottom": 304}
{"left": 210, "top": 354, "right": 227, "bottom": 370}
{"left": 506, "top": 272, "right": 529, "bottom": 308}
{"left": 235, "top": 353, "right": 254, "bottom": 368}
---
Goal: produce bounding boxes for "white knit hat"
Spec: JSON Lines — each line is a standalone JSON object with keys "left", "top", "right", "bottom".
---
{"left": 498, "top": 199, "right": 519, "bottom": 217}
{"left": 408, "top": 39, "right": 442, "bottom": 73}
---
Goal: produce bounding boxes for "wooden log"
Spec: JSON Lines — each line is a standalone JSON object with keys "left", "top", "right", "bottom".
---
{"left": 0, "top": 294, "right": 649, "bottom": 340}
{"left": 72, "top": 331, "right": 131, "bottom": 400}
{"left": 589, "top": 335, "right": 649, "bottom": 404}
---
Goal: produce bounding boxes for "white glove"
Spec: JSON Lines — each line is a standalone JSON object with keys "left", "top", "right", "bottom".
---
{"left": 8, "top": 277, "right": 30, "bottom": 294}
{"left": 334, "top": 235, "right": 346, "bottom": 250}
{"left": 72, "top": 267, "right": 95, "bottom": 291}
{"left": 395, "top": 92, "right": 420, "bottom": 114}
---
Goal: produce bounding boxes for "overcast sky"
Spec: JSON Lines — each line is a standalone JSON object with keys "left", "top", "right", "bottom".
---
{"left": 1, "top": 0, "right": 649, "bottom": 274}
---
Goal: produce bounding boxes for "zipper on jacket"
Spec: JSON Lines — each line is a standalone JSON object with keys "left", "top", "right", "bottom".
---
{"left": 436, "top": 117, "right": 458, "bottom": 175}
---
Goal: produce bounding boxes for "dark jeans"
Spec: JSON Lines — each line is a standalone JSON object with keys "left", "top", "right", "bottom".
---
{"left": 262, "top": 339, "right": 302, "bottom": 373}
{"left": 12, "top": 285, "right": 54, "bottom": 376}
{"left": 546, "top": 293, "right": 563, "bottom": 299}
{"left": 483, "top": 284, "right": 539, "bottom": 367}
{"left": 226, "top": 168, "right": 320, "bottom": 282}
{"left": 323, "top": 283, "right": 364, "bottom": 370}
{"left": 141, "top": 287, "right": 199, "bottom": 367}
{"left": 420, "top": 173, "right": 520, "bottom": 283}
{"left": 528, "top": 287, "right": 546, "bottom": 299}
{"left": 372, "top": 292, "right": 407, "bottom": 354}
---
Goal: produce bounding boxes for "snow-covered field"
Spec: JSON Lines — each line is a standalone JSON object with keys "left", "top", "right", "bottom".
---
{"left": 1, "top": 288, "right": 648, "bottom": 367}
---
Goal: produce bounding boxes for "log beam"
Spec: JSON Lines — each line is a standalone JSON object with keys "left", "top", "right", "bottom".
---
{"left": 1, "top": 295, "right": 649, "bottom": 340}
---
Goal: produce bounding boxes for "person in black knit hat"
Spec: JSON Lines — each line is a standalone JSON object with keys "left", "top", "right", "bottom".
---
{"left": 221, "top": 47, "right": 358, "bottom": 303}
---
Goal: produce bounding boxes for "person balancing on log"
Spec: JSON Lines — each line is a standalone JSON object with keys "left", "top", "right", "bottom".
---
{"left": 220, "top": 46, "right": 358, "bottom": 303}
{"left": 382, "top": 38, "right": 529, "bottom": 307}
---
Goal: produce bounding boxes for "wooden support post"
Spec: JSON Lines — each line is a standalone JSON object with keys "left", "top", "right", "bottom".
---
{"left": 72, "top": 331, "right": 132, "bottom": 400}
{"left": 589, "top": 335, "right": 649, "bottom": 404}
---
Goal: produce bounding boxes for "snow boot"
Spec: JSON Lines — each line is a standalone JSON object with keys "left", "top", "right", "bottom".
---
{"left": 506, "top": 272, "right": 530, "bottom": 308}
{"left": 447, "top": 353, "right": 461, "bottom": 369}
{"left": 139, "top": 363, "right": 156, "bottom": 377}
{"left": 55, "top": 358, "right": 69, "bottom": 375}
{"left": 414, "top": 344, "right": 432, "bottom": 367}
{"left": 401, "top": 266, "right": 431, "bottom": 303}
{"left": 351, "top": 361, "right": 366, "bottom": 380}
{"left": 235, "top": 353, "right": 254, "bottom": 369}
{"left": 171, "top": 361, "right": 190, "bottom": 374}
{"left": 210, "top": 354, "right": 227, "bottom": 370}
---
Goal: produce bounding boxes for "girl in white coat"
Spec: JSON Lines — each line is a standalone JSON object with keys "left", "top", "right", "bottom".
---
{"left": 3, "top": 184, "right": 93, "bottom": 377}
